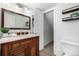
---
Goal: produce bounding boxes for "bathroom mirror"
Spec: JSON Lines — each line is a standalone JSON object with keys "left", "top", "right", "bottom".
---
{"left": 1, "top": 8, "right": 31, "bottom": 30}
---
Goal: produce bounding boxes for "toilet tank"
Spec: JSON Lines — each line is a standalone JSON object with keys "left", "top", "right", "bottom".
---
{"left": 61, "top": 40, "right": 79, "bottom": 56}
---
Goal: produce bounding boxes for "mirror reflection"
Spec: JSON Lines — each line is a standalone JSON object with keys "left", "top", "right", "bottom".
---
{"left": 1, "top": 8, "right": 30, "bottom": 29}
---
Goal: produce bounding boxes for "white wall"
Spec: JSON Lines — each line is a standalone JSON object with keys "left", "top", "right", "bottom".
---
{"left": 44, "top": 11, "right": 53, "bottom": 46}
{"left": 54, "top": 3, "right": 79, "bottom": 56}
{"left": 34, "top": 9, "right": 44, "bottom": 50}
{"left": 45, "top": 11, "right": 54, "bottom": 30}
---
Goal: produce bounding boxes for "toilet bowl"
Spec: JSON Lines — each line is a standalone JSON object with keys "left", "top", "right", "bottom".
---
{"left": 61, "top": 40, "right": 79, "bottom": 56}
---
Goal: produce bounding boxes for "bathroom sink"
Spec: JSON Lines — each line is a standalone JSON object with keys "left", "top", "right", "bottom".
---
{"left": 0, "top": 34, "right": 39, "bottom": 44}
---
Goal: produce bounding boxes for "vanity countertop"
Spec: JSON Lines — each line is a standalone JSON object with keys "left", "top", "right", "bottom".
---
{"left": 0, "top": 34, "right": 39, "bottom": 44}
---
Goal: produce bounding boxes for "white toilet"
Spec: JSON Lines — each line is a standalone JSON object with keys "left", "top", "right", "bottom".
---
{"left": 61, "top": 40, "right": 79, "bottom": 56}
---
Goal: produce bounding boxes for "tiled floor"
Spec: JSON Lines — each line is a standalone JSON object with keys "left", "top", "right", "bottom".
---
{"left": 40, "top": 42, "right": 54, "bottom": 56}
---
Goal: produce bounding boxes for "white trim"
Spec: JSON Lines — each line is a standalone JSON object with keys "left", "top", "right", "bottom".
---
{"left": 61, "top": 40, "right": 79, "bottom": 47}
{"left": 43, "top": 7, "right": 55, "bottom": 14}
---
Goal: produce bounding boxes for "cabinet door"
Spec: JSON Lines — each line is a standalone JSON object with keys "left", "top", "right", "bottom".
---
{"left": 9, "top": 46, "right": 25, "bottom": 56}
{"left": 1, "top": 44, "right": 10, "bottom": 56}
{"left": 21, "top": 39, "right": 36, "bottom": 56}
{"left": 8, "top": 42, "right": 25, "bottom": 56}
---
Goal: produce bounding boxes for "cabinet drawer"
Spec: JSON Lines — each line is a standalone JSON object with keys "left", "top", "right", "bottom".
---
{"left": 21, "top": 39, "right": 33, "bottom": 46}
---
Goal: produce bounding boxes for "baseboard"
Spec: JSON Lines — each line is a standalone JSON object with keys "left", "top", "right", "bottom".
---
{"left": 44, "top": 40, "right": 53, "bottom": 48}
{"left": 39, "top": 46, "right": 44, "bottom": 51}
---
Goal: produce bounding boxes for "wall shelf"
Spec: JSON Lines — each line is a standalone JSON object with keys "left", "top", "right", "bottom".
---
{"left": 62, "top": 16, "right": 79, "bottom": 21}
{"left": 62, "top": 5, "right": 79, "bottom": 14}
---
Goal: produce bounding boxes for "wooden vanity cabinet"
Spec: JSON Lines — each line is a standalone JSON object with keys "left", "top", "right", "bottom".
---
{"left": 1, "top": 36, "right": 39, "bottom": 56}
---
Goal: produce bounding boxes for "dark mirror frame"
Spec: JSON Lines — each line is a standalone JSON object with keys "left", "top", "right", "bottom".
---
{"left": 1, "top": 8, "right": 31, "bottom": 30}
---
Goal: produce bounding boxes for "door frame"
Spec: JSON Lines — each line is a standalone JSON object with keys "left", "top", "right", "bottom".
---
{"left": 44, "top": 9, "right": 54, "bottom": 55}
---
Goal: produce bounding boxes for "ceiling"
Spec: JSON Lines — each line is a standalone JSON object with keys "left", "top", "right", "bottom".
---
{"left": 22, "top": 3, "right": 57, "bottom": 12}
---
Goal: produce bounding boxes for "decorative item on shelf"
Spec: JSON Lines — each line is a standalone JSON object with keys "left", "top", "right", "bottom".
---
{"left": 62, "top": 16, "right": 79, "bottom": 21}
{"left": 16, "top": 32, "right": 20, "bottom": 35}
{"left": 62, "top": 11, "right": 79, "bottom": 21}
{"left": 25, "top": 32, "right": 28, "bottom": 34}
{"left": 62, "top": 5, "right": 79, "bottom": 14}
{"left": 20, "top": 32, "right": 29, "bottom": 35}
{"left": 0, "top": 27, "right": 10, "bottom": 37}
{"left": 71, "top": 11, "right": 79, "bottom": 17}
{"left": 21, "top": 32, "right": 25, "bottom": 35}
{"left": 62, "top": 5, "right": 79, "bottom": 21}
